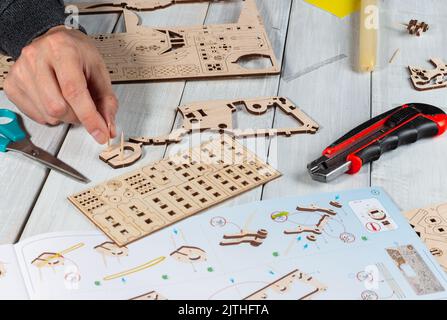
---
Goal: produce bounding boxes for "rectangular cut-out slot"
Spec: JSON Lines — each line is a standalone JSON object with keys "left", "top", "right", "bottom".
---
{"left": 159, "top": 187, "right": 202, "bottom": 216}
{"left": 69, "top": 135, "right": 280, "bottom": 246}
{"left": 144, "top": 193, "right": 185, "bottom": 222}
{"left": 71, "top": 191, "right": 106, "bottom": 213}
{"left": 122, "top": 172, "right": 158, "bottom": 195}
{"left": 118, "top": 199, "right": 166, "bottom": 232}
{"left": 93, "top": 209, "right": 142, "bottom": 244}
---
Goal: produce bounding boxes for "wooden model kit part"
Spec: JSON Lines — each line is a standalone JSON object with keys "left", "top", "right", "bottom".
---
{"left": 405, "top": 203, "right": 447, "bottom": 272}
{"left": 100, "top": 141, "right": 143, "bottom": 168}
{"left": 130, "top": 97, "right": 319, "bottom": 146}
{"left": 244, "top": 269, "right": 327, "bottom": 300}
{"left": 408, "top": 58, "right": 447, "bottom": 91}
{"left": 69, "top": 135, "right": 281, "bottom": 246}
{"left": 106, "top": 96, "right": 319, "bottom": 169}
{"left": 0, "top": 0, "right": 280, "bottom": 89}
{"left": 405, "top": 19, "right": 429, "bottom": 36}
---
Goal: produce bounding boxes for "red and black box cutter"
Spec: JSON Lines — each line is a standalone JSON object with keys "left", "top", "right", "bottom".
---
{"left": 308, "top": 103, "right": 447, "bottom": 183}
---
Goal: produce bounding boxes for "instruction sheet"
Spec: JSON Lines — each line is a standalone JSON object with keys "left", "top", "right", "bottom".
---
{"left": 1, "top": 187, "right": 446, "bottom": 300}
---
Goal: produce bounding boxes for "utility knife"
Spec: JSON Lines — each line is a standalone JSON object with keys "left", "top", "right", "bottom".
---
{"left": 308, "top": 103, "right": 447, "bottom": 183}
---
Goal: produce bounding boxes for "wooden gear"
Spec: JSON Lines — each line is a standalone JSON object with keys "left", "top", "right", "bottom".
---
{"left": 129, "top": 96, "right": 319, "bottom": 146}
{"left": 69, "top": 135, "right": 281, "bottom": 246}
{"left": 408, "top": 58, "right": 447, "bottom": 91}
{"left": 0, "top": 0, "right": 280, "bottom": 89}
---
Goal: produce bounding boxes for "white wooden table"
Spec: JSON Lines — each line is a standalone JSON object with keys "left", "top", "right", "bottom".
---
{"left": 0, "top": 0, "right": 446, "bottom": 245}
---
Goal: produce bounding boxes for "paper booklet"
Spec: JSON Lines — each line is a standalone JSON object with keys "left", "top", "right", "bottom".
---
{"left": 1, "top": 187, "right": 446, "bottom": 300}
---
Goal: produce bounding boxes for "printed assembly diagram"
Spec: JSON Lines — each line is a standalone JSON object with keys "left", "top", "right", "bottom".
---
{"left": 0, "top": 188, "right": 445, "bottom": 300}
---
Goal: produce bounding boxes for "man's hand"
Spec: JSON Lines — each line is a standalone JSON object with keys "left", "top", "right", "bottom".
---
{"left": 3, "top": 26, "right": 117, "bottom": 144}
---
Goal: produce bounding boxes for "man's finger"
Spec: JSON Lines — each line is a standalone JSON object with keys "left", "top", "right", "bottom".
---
{"left": 88, "top": 57, "right": 118, "bottom": 138}
{"left": 53, "top": 52, "right": 109, "bottom": 144}
{"left": 34, "top": 61, "right": 72, "bottom": 120}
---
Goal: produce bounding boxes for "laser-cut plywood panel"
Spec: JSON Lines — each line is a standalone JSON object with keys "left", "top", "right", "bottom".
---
{"left": 0, "top": 0, "right": 280, "bottom": 89}
{"left": 129, "top": 97, "right": 320, "bottom": 147}
{"left": 69, "top": 135, "right": 281, "bottom": 246}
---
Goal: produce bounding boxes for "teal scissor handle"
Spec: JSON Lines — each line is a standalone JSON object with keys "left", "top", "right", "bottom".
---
{"left": 0, "top": 109, "right": 26, "bottom": 152}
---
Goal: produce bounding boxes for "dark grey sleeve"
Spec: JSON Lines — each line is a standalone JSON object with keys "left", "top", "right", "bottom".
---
{"left": 0, "top": 0, "right": 78, "bottom": 60}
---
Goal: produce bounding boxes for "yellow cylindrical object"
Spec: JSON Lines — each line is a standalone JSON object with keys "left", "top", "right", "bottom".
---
{"left": 359, "top": 0, "right": 379, "bottom": 72}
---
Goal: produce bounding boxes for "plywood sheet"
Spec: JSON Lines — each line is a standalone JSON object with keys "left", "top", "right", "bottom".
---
{"left": 0, "top": 0, "right": 280, "bottom": 89}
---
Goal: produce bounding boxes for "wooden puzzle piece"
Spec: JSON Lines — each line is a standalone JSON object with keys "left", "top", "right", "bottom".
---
{"left": 130, "top": 97, "right": 319, "bottom": 147}
{"left": 69, "top": 135, "right": 281, "bottom": 246}
{"left": 244, "top": 269, "right": 327, "bottom": 300}
{"left": 0, "top": 0, "right": 280, "bottom": 89}
{"left": 219, "top": 229, "right": 268, "bottom": 247}
{"left": 408, "top": 58, "right": 447, "bottom": 91}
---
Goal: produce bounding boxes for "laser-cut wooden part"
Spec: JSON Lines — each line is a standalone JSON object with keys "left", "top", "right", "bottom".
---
{"left": 0, "top": 0, "right": 280, "bottom": 89}
{"left": 99, "top": 141, "right": 143, "bottom": 168}
{"left": 69, "top": 135, "right": 281, "bottom": 246}
{"left": 129, "top": 97, "right": 319, "bottom": 146}
{"left": 405, "top": 19, "right": 429, "bottom": 36}
{"left": 408, "top": 58, "right": 447, "bottom": 91}
{"left": 75, "top": 0, "right": 212, "bottom": 13}
{"left": 405, "top": 204, "right": 447, "bottom": 272}
{"left": 130, "top": 291, "right": 168, "bottom": 300}
{"left": 244, "top": 269, "right": 327, "bottom": 300}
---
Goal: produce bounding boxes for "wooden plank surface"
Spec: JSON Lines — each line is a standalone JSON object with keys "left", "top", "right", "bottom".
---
{"left": 14, "top": 0, "right": 447, "bottom": 244}
{"left": 0, "top": 11, "right": 118, "bottom": 245}
{"left": 371, "top": 0, "right": 447, "bottom": 211}
{"left": 262, "top": 0, "right": 371, "bottom": 200}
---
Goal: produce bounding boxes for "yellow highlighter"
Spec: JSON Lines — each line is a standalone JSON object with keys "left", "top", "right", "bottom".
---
{"left": 359, "top": 0, "right": 379, "bottom": 72}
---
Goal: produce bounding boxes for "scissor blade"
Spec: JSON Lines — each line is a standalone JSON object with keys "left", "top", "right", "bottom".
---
{"left": 7, "top": 140, "right": 90, "bottom": 183}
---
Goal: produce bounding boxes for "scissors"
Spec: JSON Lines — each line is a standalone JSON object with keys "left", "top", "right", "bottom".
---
{"left": 0, "top": 109, "right": 90, "bottom": 183}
